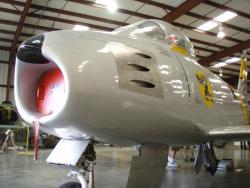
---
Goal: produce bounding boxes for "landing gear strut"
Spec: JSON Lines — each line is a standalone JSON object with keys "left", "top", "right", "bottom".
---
{"left": 193, "top": 142, "right": 219, "bottom": 175}
{"left": 59, "top": 141, "right": 96, "bottom": 188}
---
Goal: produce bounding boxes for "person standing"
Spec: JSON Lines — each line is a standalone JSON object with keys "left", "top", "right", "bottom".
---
{"left": 167, "top": 147, "right": 178, "bottom": 168}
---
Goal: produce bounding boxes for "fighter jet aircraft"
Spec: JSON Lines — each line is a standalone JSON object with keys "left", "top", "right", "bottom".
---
{"left": 14, "top": 19, "right": 249, "bottom": 188}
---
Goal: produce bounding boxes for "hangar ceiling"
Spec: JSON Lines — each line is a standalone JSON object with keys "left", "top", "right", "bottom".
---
{"left": 0, "top": 0, "right": 249, "bottom": 99}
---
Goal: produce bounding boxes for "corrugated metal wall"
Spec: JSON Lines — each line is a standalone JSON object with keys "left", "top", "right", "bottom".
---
{"left": 0, "top": 50, "right": 15, "bottom": 104}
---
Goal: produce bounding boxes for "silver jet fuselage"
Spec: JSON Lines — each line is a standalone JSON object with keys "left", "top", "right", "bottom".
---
{"left": 14, "top": 20, "right": 245, "bottom": 146}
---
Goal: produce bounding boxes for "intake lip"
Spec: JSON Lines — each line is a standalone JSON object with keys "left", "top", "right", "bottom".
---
{"left": 17, "top": 34, "right": 48, "bottom": 64}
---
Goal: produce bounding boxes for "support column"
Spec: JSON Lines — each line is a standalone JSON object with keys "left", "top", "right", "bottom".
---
{"left": 126, "top": 145, "right": 169, "bottom": 188}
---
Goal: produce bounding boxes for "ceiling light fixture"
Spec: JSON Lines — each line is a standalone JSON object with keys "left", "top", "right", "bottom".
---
{"left": 212, "top": 62, "right": 227, "bottom": 68}
{"left": 211, "top": 57, "right": 240, "bottom": 68}
{"left": 217, "top": 23, "right": 225, "bottom": 38}
{"left": 225, "top": 57, "right": 240, "bottom": 63}
{"left": 219, "top": 68, "right": 223, "bottom": 77}
{"left": 197, "top": 21, "right": 218, "bottom": 31}
{"left": 95, "top": 0, "right": 118, "bottom": 12}
{"left": 214, "top": 11, "right": 237, "bottom": 22}
{"left": 73, "top": 25, "right": 89, "bottom": 31}
{"left": 197, "top": 11, "right": 237, "bottom": 32}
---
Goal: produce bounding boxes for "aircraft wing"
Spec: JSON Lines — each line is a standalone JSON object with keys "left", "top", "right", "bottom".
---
{"left": 209, "top": 126, "right": 250, "bottom": 141}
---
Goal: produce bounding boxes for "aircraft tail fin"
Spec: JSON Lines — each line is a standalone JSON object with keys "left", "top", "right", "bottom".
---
{"left": 237, "top": 51, "right": 248, "bottom": 101}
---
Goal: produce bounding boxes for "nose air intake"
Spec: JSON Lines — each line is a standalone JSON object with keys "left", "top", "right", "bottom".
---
{"left": 15, "top": 33, "right": 67, "bottom": 123}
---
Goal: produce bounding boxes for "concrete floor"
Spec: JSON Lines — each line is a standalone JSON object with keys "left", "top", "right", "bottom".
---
{"left": 0, "top": 145, "right": 250, "bottom": 188}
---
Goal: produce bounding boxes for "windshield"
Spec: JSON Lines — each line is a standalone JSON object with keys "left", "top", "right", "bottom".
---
{"left": 113, "top": 21, "right": 165, "bottom": 41}
{"left": 131, "top": 21, "right": 165, "bottom": 40}
{"left": 113, "top": 20, "right": 195, "bottom": 56}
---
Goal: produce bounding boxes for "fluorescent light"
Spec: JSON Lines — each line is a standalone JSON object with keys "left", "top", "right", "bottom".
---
{"left": 214, "top": 11, "right": 237, "bottom": 22}
{"left": 225, "top": 57, "right": 240, "bottom": 63}
{"left": 96, "top": 0, "right": 118, "bottom": 12}
{"left": 211, "top": 57, "right": 240, "bottom": 68}
{"left": 197, "top": 11, "right": 237, "bottom": 31}
{"left": 73, "top": 25, "right": 89, "bottom": 31}
{"left": 197, "top": 21, "right": 218, "bottom": 31}
{"left": 212, "top": 62, "right": 227, "bottom": 68}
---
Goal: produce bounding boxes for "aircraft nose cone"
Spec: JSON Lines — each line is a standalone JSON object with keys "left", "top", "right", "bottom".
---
{"left": 17, "top": 34, "right": 47, "bottom": 64}
{"left": 36, "top": 67, "right": 65, "bottom": 115}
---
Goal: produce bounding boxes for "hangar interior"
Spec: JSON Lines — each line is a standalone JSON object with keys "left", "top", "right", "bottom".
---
{"left": 0, "top": 0, "right": 250, "bottom": 102}
{"left": 0, "top": 0, "right": 250, "bottom": 188}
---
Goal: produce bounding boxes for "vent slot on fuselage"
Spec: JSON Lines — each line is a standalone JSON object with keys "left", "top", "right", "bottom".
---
{"left": 135, "top": 52, "right": 152, "bottom": 59}
{"left": 111, "top": 43, "right": 164, "bottom": 98}
{"left": 130, "top": 80, "right": 155, "bottom": 88}
{"left": 127, "top": 63, "right": 150, "bottom": 72}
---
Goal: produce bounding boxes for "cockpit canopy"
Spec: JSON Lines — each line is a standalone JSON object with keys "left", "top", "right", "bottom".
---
{"left": 113, "top": 20, "right": 195, "bottom": 56}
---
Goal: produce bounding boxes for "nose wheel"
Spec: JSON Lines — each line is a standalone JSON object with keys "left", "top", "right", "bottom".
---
{"left": 59, "top": 141, "right": 96, "bottom": 188}
{"left": 59, "top": 181, "right": 81, "bottom": 188}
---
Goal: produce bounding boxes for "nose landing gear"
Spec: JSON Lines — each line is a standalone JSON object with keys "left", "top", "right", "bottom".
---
{"left": 57, "top": 141, "right": 96, "bottom": 188}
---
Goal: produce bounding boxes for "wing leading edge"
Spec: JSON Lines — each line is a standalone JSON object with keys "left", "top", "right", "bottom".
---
{"left": 208, "top": 126, "right": 250, "bottom": 141}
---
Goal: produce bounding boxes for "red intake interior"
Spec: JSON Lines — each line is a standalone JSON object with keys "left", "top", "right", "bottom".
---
{"left": 36, "top": 67, "right": 65, "bottom": 115}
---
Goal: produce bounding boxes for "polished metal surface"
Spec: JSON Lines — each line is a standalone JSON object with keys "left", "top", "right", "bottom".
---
{"left": 46, "top": 139, "right": 90, "bottom": 166}
{"left": 14, "top": 20, "right": 248, "bottom": 146}
{"left": 1, "top": 146, "right": 250, "bottom": 188}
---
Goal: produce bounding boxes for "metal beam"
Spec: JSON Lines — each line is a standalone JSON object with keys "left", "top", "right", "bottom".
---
{"left": 204, "top": 0, "right": 250, "bottom": 20}
{"left": 190, "top": 38, "right": 226, "bottom": 50}
{"left": 198, "top": 39, "right": 250, "bottom": 66}
{"left": 0, "top": 0, "right": 126, "bottom": 27}
{"left": 3, "top": 0, "right": 248, "bottom": 36}
{"left": 196, "top": 51, "right": 250, "bottom": 61}
{"left": 0, "top": 28, "right": 15, "bottom": 35}
{"left": 136, "top": 0, "right": 250, "bottom": 35}
{"left": 0, "top": 18, "right": 20, "bottom": 26}
{"left": 68, "top": 0, "right": 242, "bottom": 44}
{"left": 0, "top": 28, "right": 32, "bottom": 37}
{"left": 0, "top": 37, "right": 12, "bottom": 43}
{"left": 68, "top": 0, "right": 154, "bottom": 19}
{"left": 186, "top": 11, "right": 250, "bottom": 35}
{"left": 135, "top": 0, "right": 175, "bottom": 11}
{"left": 0, "top": 1, "right": 246, "bottom": 52}
{"left": 0, "top": 0, "right": 247, "bottom": 70}
{"left": 209, "top": 67, "right": 241, "bottom": 74}
{"left": 0, "top": 46, "right": 10, "bottom": 51}
{"left": 0, "top": 6, "right": 21, "bottom": 15}
{"left": 222, "top": 67, "right": 243, "bottom": 73}
{"left": 0, "top": 0, "right": 24, "bottom": 6}
{"left": 30, "top": 4, "right": 126, "bottom": 26}
{"left": 6, "top": 0, "right": 32, "bottom": 101}
{"left": 211, "top": 70, "right": 234, "bottom": 77}
{"left": 0, "top": 61, "right": 9, "bottom": 64}
{"left": 171, "top": 23, "right": 240, "bottom": 44}
{"left": 163, "top": 0, "right": 204, "bottom": 23}
{"left": 0, "top": 18, "right": 229, "bottom": 55}
{"left": 0, "top": 18, "right": 246, "bottom": 68}
{"left": 24, "top": 22, "right": 58, "bottom": 31}
{"left": 28, "top": 13, "right": 114, "bottom": 31}
{"left": 194, "top": 46, "right": 218, "bottom": 54}
{"left": 0, "top": 16, "right": 58, "bottom": 32}
{"left": 0, "top": 84, "right": 14, "bottom": 88}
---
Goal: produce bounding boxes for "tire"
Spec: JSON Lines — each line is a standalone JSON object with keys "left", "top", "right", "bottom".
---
{"left": 59, "top": 181, "right": 81, "bottom": 188}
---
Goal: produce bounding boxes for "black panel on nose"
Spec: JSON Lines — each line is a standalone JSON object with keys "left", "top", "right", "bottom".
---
{"left": 17, "top": 34, "right": 48, "bottom": 64}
